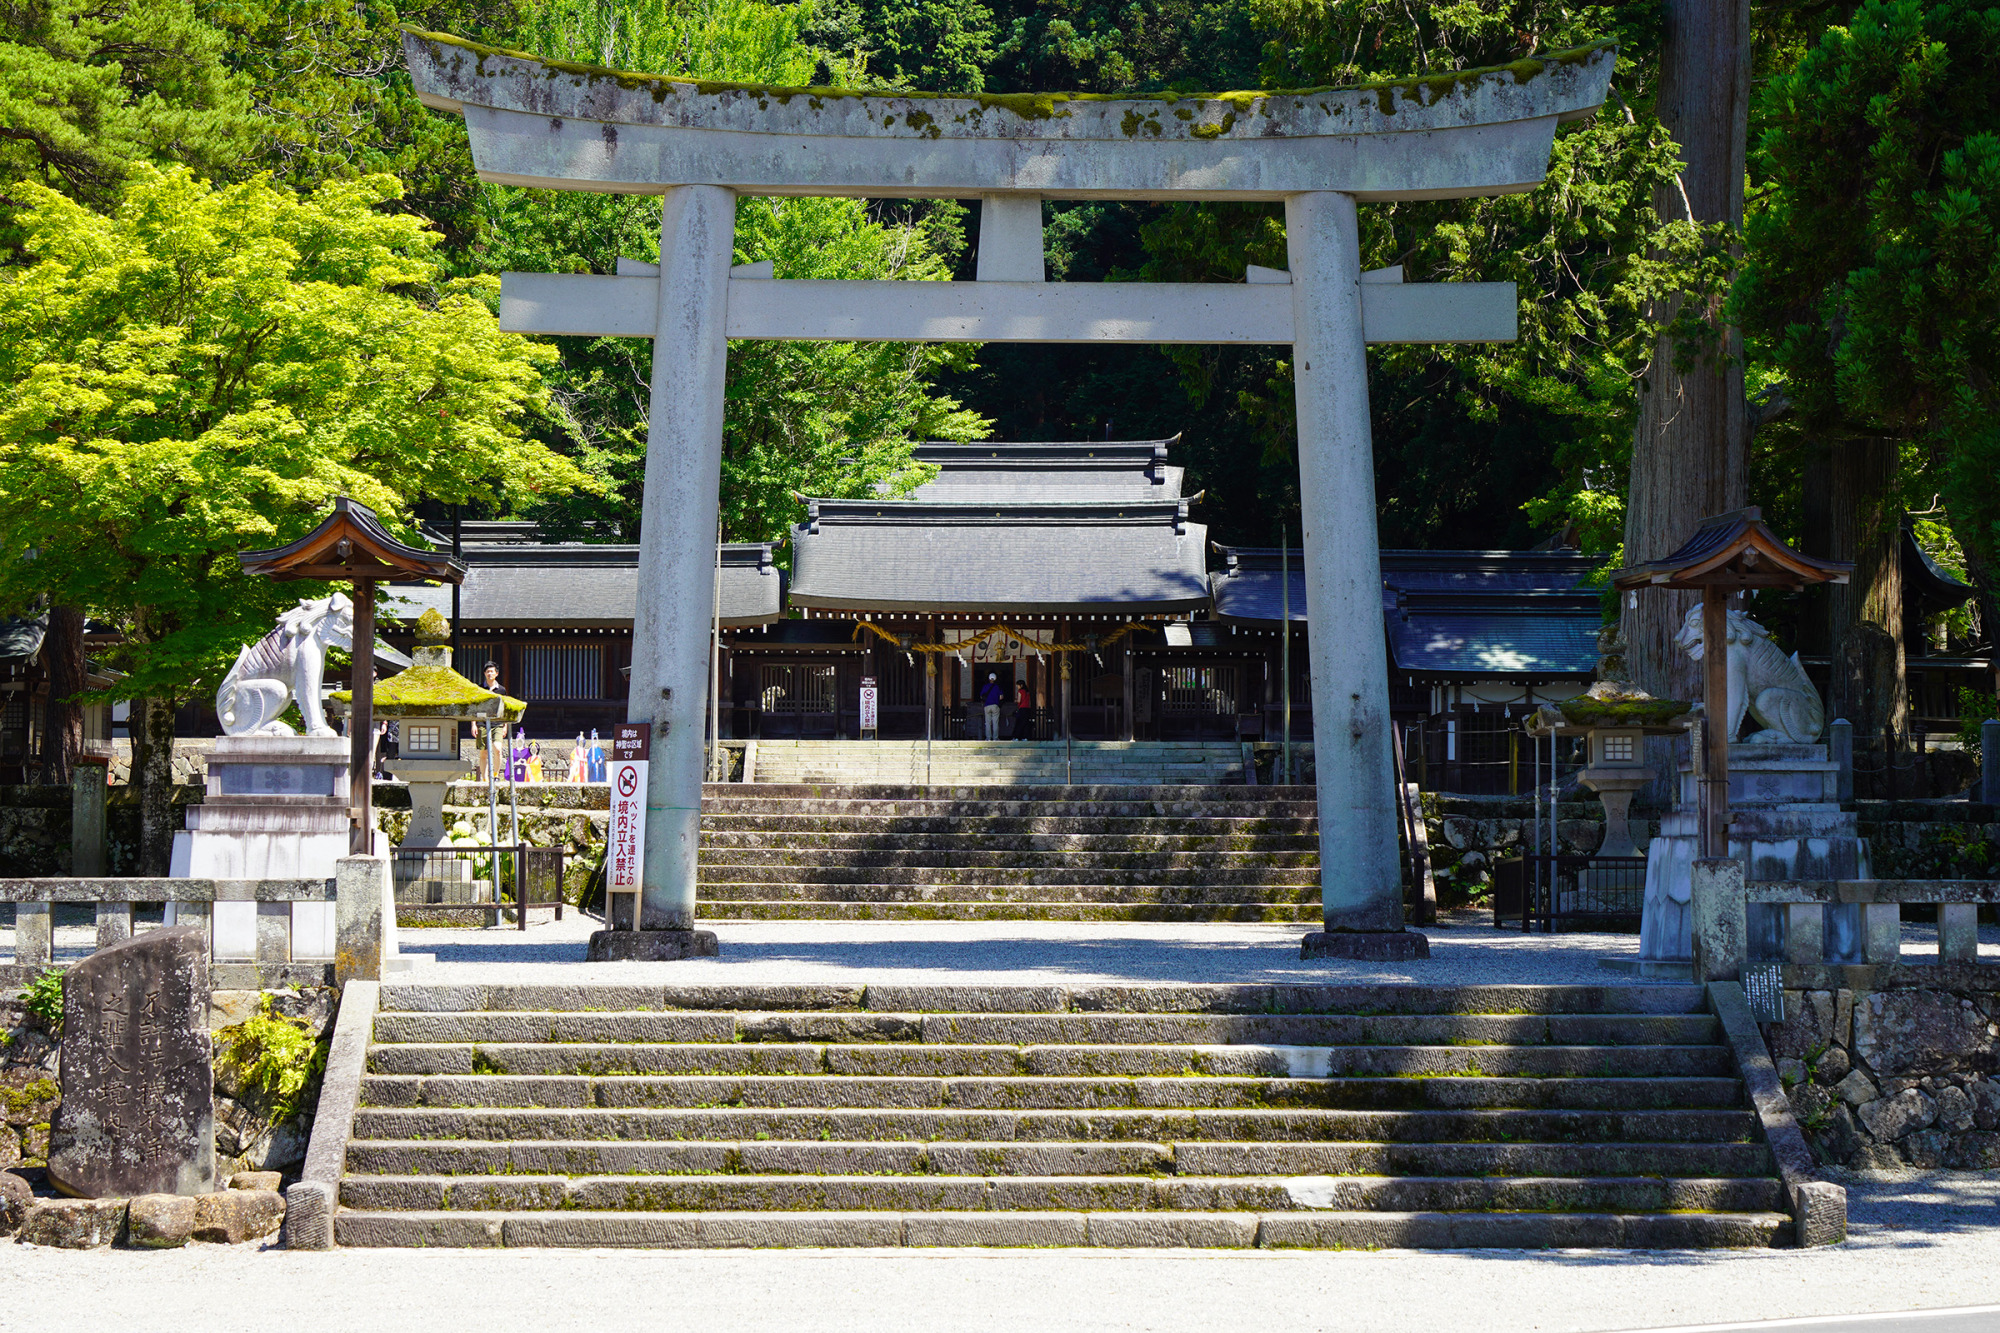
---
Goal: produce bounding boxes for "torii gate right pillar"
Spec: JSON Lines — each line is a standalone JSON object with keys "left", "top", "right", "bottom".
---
{"left": 1289, "top": 192, "right": 1428, "bottom": 960}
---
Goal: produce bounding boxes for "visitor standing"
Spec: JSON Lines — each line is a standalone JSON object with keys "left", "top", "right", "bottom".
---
{"left": 980, "top": 672, "right": 1004, "bottom": 740}
{"left": 1012, "top": 679, "right": 1033, "bottom": 740}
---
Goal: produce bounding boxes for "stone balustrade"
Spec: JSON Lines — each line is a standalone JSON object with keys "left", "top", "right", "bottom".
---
{"left": 1749, "top": 878, "right": 1996, "bottom": 969}
{"left": 0, "top": 877, "right": 336, "bottom": 990}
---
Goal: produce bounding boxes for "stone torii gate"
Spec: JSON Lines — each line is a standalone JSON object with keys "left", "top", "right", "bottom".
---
{"left": 402, "top": 30, "right": 1617, "bottom": 959}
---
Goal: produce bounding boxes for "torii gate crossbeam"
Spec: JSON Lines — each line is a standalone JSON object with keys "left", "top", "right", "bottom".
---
{"left": 401, "top": 30, "right": 1617, "bottom": 960}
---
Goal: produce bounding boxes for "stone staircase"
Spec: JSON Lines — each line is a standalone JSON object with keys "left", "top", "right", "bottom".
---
{"left": 747, "top": 740, "right": 1249, "bottom": 786}
{"left": 698, "top": 784, "right": 1321, "bottom": 922}
{"left": 333, "top": 983, "right": 1791, "bottom": 1249}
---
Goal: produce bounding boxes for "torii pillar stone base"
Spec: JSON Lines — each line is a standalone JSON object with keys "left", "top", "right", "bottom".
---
{"left": 586, "top": 928, "right": 719, "bottom": 962}
{"left": 1301, "top": 930, "right": 1431, "bottom": 961}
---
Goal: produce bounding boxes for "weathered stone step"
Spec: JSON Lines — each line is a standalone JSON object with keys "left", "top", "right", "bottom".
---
{"left": 697, "top": 848, "right": 1322, "bottom": 869}
{"left": 700, "top": 798, "right": 1320, "bottom": 819}
{"left": 375, "top": 983, "right": 1711, "bottom": 1017}
{"left": 714, "top": 783, "right": 1317, "bottom": 801}
{"left": 698, "top": 816, "right": 1319, "bottom": 836}
{"left": 339, "top": 1172, "right": 1787, "bottom": 1216}
{"left": 369, "top": 1041, "right": 1737, "bottom": 1080}
{"left": 358, "top": 1073, "right": 1745, "bottom": 1113}
{"left": 696, "top": 831, "right": 1320, "bottom": 852}
{"left": 369, "top": 1010, "right": 1724, "bottom": 1048}
{"left": 348, "top": 1105, "right": 1760, "bottom": 1145}
{"left": 695, "top": 901, "right": 1320, "bottom": 923}
{"left": 341, "top": 1137, "right": 1778, "bottom": 1180}
{"left": 700, "top": 860, "right": 1328, "bottom": 880}
{"left": 329, "top": 1207, "right": 1790, "bottom": 1250}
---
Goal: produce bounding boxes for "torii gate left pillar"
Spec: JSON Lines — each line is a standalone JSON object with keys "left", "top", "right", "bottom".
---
{"left": 401, "top": 29, "right": 1617, "bottom": 960}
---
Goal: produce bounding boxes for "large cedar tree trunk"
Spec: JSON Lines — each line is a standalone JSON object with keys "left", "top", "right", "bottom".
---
{"left": 1620, "top": 0, "right": 1753, "bottom": 703}
{"left": 135, "top": 693, "right": 178, "bottom": 874}
{"left": 34, "top": 606, "right": 85, "bottom": 785}
{"left": 1802, "top": 438, "right": 1906, "bottom": 793}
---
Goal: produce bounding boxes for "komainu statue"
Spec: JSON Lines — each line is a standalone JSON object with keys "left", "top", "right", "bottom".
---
{"left": 1675, "top": 604, "right": 1823, "bottom": 744}
{"left": 216, "top": 594, "right": 355, "bottom": 737}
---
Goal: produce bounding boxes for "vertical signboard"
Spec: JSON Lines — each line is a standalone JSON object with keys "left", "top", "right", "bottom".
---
{"left": 607, "top": 723, "right": 650, "bottom": 929}
{"left": 859, "top": 676, "right": 878, "bottom": 736}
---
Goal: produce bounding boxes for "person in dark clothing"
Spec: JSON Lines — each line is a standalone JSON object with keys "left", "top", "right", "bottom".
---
{"left": 1012, "top": 679, "right": 1034, "bottom": 740}
{"left": 979, "top": 672, "right": 1004, "bottom": 740}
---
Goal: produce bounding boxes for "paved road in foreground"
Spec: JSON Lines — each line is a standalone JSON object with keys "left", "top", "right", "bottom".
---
{"left": 6, "top": 1176, "right": 2000, "bottom": 1333}
{"left": 1611, "top": 1309, "right": 2000, "bottom": 1333}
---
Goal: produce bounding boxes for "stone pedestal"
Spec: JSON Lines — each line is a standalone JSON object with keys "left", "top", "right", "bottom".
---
{"left": 1635, "top": 742, "right": 1868, "bottom": 965}
{"left": 170, "top": 735, "right": 354, "bottom": 878}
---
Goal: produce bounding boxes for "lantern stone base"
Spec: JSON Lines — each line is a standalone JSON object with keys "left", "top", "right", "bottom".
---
{"left": 586, "top": 929, "right": 721, "bottom": 962}
{"left": 1299, "top": 930, "right": 1430, "bottom": 961}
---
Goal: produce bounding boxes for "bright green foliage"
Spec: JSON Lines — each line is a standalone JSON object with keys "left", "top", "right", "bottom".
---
{"left": 213, "top": 995, "right": 328, "bottom": 1124}
{"left": 0, "top": 0, "right": 259, "bottom": 241}
{"left": 474, "top": 0, "right": 989, "bottom": 545}
{"left": 1735, "top": 1, "right": 2000, "bottom": 602}
{"left": 206, "top": 0, "right": 531, "bottom": 248}
{"left": 22, "top": 967, "right": 63, "bottom": 1035}
{"left": 721, "top": 196, "right": 983, "bottom": 543}
{"left": 0, "top": 165, "right": 591, "bottom": 702}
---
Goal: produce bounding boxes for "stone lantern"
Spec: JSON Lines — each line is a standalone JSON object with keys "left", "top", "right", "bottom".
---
{"left": 1558, "top": 684, "right": 1692, "bottom": 861}
{"left": 334, "top": 608, "right": 524, "bottom": 848}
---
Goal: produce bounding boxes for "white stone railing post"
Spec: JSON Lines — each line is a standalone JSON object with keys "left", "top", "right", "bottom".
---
{"left": 1287, "top": 192, "right": 1423, "bottom": 960}
{"left": 628, "top": 184, "right": 735, "bottom": 940}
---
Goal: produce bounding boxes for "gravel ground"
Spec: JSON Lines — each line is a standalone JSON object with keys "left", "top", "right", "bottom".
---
{"left": 3, "top": 1176, "right": 1999, "bottom": 1333}
{"left": 380, "top": 910, "right": 2000, "bottom": 988}
{"left": 384, "top": 908, "right": 1653, "bottom": 986}
{"left": 9, "top": 906, "right": 1996, "bottom": 986}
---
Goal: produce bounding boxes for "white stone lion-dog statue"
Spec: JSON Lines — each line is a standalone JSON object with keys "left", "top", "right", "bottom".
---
{"left": 216, "top": 594, "right": 356, "bottom": 737}
{"left": 1675, "top": 603, "right": 1823, "bottom": 744}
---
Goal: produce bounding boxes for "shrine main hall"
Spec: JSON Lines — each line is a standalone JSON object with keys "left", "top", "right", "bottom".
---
{"left": 381, "top": 436, "right": 1603, "bottom": 757}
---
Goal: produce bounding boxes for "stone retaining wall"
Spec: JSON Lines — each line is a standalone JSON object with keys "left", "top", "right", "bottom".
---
{"left": 0, "top": 986, "right": 335, "bottom": 1184}
{"left": 1765, "top": 975, "right": 2000, "bottom": 1170}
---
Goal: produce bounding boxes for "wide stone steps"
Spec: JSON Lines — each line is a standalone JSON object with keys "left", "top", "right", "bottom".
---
{"left": 331, "top": 983, "right": 1794, "bottom": 1250}
{"left": 695, "top": 782, "right": 1315, "bottom": 921}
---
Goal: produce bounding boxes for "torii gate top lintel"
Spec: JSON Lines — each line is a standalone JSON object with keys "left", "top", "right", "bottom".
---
{"left": 401, "top": 29, "right": 1616, "bottom": 202}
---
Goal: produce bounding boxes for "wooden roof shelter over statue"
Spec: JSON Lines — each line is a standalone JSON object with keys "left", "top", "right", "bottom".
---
{"left": 238, "top": 498, "right": 467, "bottom": 855}
{"left": 1611, "top": 507, "right": 1850, "bottom": 593}
{"left": 1610, "top": 507, "right": 1852, "bottom": 877}
{"left": 237, "top": 498, "right": 467, "bottom": 586}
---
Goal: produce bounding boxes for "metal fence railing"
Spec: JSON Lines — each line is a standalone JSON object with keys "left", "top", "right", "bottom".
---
{"left": 390, "top": 845, "right": 564, "bottom": 929}
{"left": 1508, "top": 853, "right": 1648, "bottom": 933}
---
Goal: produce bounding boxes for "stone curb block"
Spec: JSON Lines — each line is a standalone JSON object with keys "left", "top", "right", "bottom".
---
{"left": 288, "top": 980, "right": 379, "bottom": 1250}
{"left": 1708, "top": 980, "right": 1846, "bottom": 1247}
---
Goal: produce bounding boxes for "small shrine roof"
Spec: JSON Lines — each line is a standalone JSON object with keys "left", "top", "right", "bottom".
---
{"left": 238, "top": 498, "right": 465, "bottom": 584}
{"left": 1611, "top": 507, "right": 1850, "bottom": 591}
